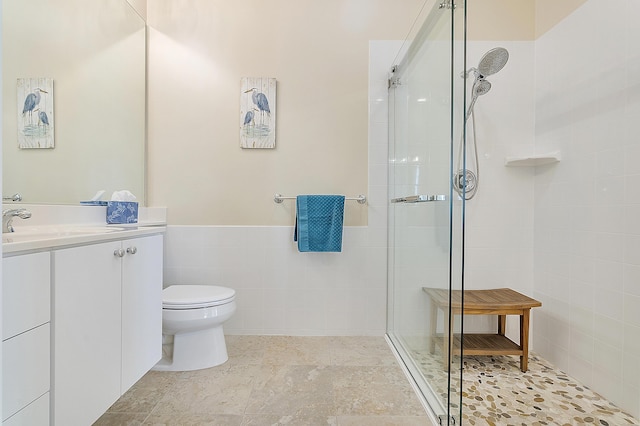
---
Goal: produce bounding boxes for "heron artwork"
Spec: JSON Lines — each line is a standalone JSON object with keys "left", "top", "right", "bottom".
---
{"left": 38, "top": 110, "right": 50, "bottom": 126}
{"left": 22, "top": 88, "right": 48, "bottom": 124}
{"left": 240, "top": 77, "right": 276, "bottom": 148}
{"left": 17, "top": 78, "right": 55, "bottom": 148}
{"left": 244, "top": 87, "right": 270, "bottom": 124}
{"left": 243, "top": 109, "right": 256, "bottom": 127}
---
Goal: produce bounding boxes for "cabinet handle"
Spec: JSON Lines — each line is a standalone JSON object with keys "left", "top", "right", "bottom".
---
{"left": 126, "top": 246, "right": 138, "bottom": 255}
{"left": 114, "top": 248, "right": 125, "bottom": 258}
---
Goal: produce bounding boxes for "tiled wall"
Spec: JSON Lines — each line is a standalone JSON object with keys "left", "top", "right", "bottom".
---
{"left": 532, "top": 0, "right": 640, "bottom": 416}
{"left": 162, "top": 225, "right": 387, "bottom": 336}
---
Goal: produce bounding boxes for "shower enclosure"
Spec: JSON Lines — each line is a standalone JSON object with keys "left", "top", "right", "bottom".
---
{"left": 386, "top": 1, "right": 467, "bottom": 423}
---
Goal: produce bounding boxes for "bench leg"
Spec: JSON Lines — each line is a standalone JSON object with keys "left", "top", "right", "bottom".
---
{"left": 498, "top": 315, "right": 506, "bottom": 336}
{"left": 429, "top": 300, "right": 437, "bottom": 354}
{"left": 520, "top": 309, "right": 530, "bottom": 372}
{"left": 444, "top": 309, "right": 455, "bottom": 368}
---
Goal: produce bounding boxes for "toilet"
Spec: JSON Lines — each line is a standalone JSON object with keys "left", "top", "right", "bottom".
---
{"left": 153, "top": 285, "right": 236, "bottom": 371}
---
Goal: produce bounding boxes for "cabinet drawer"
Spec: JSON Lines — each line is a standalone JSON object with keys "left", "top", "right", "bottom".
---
{"left": 2, "top": 324, "right": 50, "bottom": 421}
{"left": 2, "top": 392, "right": 49, "bottom": 426}
{"left": 2, "top": 252, "right": 51, "bottom": 340}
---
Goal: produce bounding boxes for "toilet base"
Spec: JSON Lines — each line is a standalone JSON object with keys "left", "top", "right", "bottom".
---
{"left": 152, "top": 325, "right": 229, "bottom": 371}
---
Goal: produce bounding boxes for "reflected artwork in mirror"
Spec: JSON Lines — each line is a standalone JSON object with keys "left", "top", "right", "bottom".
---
{"left": 17, "top": 77, "right": 55, "bottom": 149}
{"left": 2, "top": 0, "right": 146, "bottom": 205}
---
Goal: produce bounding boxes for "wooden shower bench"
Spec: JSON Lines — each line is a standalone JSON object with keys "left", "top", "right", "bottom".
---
{"left": 422, "top": 287, "right": 541, "bottom": 372}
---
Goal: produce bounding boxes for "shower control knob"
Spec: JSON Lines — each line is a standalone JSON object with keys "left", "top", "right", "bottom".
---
{"left": 126, "top": 246, "right": 138, "bottom": 255}
{"left": 114, "top": 248, "right": 125, "bottom": 258}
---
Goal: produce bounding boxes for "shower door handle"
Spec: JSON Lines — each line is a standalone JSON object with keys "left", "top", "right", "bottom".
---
{"left": 390, "top": 194, "right": 446, "bottom": 203}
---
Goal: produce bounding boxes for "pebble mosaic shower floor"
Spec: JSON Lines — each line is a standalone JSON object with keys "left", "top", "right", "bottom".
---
{"left": 411, "top": 348, "right": 639, "bottom": 425}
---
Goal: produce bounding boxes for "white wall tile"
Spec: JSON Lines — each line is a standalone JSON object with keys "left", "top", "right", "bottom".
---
{"left": 533, "top": 1, "right": 640, "bottom": 413}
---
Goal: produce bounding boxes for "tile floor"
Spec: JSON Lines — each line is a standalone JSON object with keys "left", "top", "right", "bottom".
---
{"left": 96, "top": 335, "right": 639, "bottom": 426}
{"left": 94, "top": 336, "right": 431, "bottom": 425}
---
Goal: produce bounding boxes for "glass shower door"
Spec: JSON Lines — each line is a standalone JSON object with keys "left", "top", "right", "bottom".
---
{"left": 386, "top": 1, "right": 466, "bottom": 424}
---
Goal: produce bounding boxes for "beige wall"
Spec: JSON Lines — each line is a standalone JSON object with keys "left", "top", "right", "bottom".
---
{"left": 467, "top": 0, "right": 588, "bottom": 41}
{"left": 127, "top": 0, "right": 147, "bottom": 20}
{"left": 147, "top": 0, "right": 424, "bottom": 225}
{"left": 467, "top": 0, "right": 535, "bottom": 40}
{"left": 535, "top": 0, "right": 587, "bottom": 37}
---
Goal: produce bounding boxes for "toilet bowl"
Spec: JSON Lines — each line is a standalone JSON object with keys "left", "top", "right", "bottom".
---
{"left": 153, "top": 285, "right": 236, "bottom": 372}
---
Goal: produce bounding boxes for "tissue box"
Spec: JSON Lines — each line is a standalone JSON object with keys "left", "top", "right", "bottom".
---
{"left": 106, "top": 201, "right": 138, "bottom": 224}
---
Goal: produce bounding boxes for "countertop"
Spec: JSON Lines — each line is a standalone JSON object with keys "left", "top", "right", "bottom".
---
{"left": 2, "top": 224, "right": 166, "bottom": 255}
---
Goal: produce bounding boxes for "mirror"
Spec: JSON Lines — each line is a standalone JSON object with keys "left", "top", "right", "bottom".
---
{"left": 2, "top": 0, "right": 146, "bottom": 205}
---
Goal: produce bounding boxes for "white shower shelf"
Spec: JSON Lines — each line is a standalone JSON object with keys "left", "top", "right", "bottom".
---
{"left": 504, "top": 151, "right": 561, "bottom": 167}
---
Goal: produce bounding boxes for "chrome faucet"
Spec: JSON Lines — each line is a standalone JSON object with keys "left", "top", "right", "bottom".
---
{"left": 2, "top": 208, "right": 32, "bottom": 233}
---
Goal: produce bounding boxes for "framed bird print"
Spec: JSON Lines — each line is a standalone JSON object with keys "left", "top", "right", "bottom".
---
{"left": 17, "top": 77, "right": 55, "bottom": 149}
{"left": 240, "top": 77, "right": 276, "bottom": 149}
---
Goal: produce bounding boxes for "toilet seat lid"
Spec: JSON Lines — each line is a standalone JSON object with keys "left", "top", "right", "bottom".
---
{"left": 162, "top": 285, "right": 235, "bottom": 309}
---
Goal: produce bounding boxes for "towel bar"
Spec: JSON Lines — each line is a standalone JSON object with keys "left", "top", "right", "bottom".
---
{"left": 274, "top": 193, "right": 367, "bottom": 204}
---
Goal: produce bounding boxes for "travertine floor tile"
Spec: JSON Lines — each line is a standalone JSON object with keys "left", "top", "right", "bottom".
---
{"left": 97, "top": 335, "right": 432, "bottom": 425}
{"left": 241, "top": 414, "right": 337, "bottom": 425}
{"left": 329, "top": 336, "right": 398, "bottom": 366}
{"left": 143, "top": 413, "right": 243, "bottom": 425}
{"left": 336, "top": 415, "right": 431, "bottom": 425}
{"left": 151, "top": 365, "right": 257, "bottom": 416}
{"left": 93, "top": 412, "right": 147, "bottom": 426}
{"left": 262, "top": 336, "right": 333, "bottom": 366}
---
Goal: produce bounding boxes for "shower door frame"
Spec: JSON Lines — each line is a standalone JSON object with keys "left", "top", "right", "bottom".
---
{"left": 386, "top": 0, "right": 467, "bottom": 424}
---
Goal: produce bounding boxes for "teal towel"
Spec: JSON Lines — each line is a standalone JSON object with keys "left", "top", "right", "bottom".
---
{"left": 294, "top": 195, "right": 345, "bottom": 252}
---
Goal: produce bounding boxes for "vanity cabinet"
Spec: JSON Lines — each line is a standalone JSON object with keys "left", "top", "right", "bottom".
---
{"left": 2, "top": 252, "right": 51, "bottom": 426}
{"left": 121, "top": 235, "right": 163, "bottom": 391}
{"left": 52, "top": 234, "right": 162, "bottom": 426}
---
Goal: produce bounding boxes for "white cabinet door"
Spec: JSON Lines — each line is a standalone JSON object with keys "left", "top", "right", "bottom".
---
{"left": 3, "top": 392, "right": 49, "bottom": 426}
{"left": 53, "top": 241, "right": 122, "bottom": 426}
{"left": 121, "top": 235, "right": 163, "bottom": 392}
{"left": 2, "top": 252, "right": 51, "bottom": 425}
{"left": 2, "top": 252, "right": 50, "bottom": 340}
{"left": 2, "top": 324, "right": 49, "bottom": 423}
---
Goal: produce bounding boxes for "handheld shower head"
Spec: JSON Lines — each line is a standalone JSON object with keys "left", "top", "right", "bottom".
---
{"left": 465, "top": 79, "right": 491, "bottom": 121}
{"left": 477, "top": 47, "right": 509, "bottom": 77}
{"left": 472, "top": 79, "right": 491, "bottom": 97}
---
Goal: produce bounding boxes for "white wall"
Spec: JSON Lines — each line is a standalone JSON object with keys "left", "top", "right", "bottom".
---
{"left": 532, "top": 0, "right": 640, "bottom": 417}
{"left": 163, "top": 224, "right": 388, "bottom": 336}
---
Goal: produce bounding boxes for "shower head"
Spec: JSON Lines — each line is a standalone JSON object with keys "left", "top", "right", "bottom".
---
{"left": 472, "top": 79, "right": 491, "bottom": 97}
{"left": 465, "top": 79, "right": 492, "bottom": 121}
{"left": 477, "top": 47, "right": 509, "bottom": 77}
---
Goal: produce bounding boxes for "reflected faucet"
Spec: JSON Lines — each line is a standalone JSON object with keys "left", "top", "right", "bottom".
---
{"left": 2, "top": 208, "right": 32, "bottom": 233}
{"left": 2, "top": 193, "right": 22, "bottom": 202}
